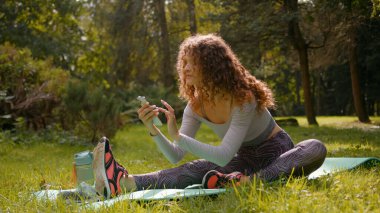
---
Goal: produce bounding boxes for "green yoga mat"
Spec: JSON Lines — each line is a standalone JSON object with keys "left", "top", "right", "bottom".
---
{"left": 34, "top": 184, "right": 226, "bottom": 209}
{"left": 88, "top": 186, "right": 225, "bottom": 209}
{"left": 307, "top": 157, "right": 380, "bottom": 179}
{"left": 34, "top": 157, "right": 379, "bottom": 209}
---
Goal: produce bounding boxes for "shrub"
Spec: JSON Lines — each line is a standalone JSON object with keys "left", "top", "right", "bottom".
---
{"left": 63, "top": 80, "right": 122, "bottom": 144}
{"left": 0, "top": 42, "right": 69, "bottom": 131}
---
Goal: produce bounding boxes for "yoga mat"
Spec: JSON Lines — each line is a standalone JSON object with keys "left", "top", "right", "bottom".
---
{"left": 34, "top": 184, "right": 226, "bottom": 209}
{"left": 33, "top": 157, "right": 379, "bottom": 209}
{"left": 88, "top": 186, "right": 226, "bottom": 209}
{"left": 308, "top": 157, "right": 380, "bottom": 179}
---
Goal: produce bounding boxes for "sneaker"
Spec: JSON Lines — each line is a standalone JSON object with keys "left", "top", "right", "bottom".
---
{"left": 93, "top": 137, "right": 128, "bottom": 199}
{"left": 202, "top": 170, "right": 243, "bottom": 189}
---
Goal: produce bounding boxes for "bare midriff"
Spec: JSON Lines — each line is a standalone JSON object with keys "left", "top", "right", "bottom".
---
{"left": 267, "top": 123, "right": 282, "bottom": 140}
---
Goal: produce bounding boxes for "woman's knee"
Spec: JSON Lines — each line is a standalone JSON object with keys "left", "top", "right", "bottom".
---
{"left": 303, "top": 139, "right": 327, "bottom": 161}
{"left": 289, "top": 139, "right": 326, "bottom": 176}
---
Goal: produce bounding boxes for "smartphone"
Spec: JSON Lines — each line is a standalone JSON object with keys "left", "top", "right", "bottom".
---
{"left": 137, "top": 96, "right": 163, "bottom": 126}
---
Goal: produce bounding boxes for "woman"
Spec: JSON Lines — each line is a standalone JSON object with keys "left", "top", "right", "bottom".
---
{"left": 93, "top": 34, "right": 327, "bottom": 199}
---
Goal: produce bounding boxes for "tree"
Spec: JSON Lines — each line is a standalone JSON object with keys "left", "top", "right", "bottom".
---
{"left": 155, "top": 0, "right": 174, "bottom": 87}
{"left": 110, "top": 0, "right": 145, "bottom": 85}
{"left": 284, "top": 0, "right": 318, "bottom": 125}
{"left": 307, "top": 0, "right": 377, "bottom": 122}
{"left": 348, "top": 24, "right": 370, "bottom": 122}
{"left": 0, "top": 0, "right": 87, "bottom": 71}
{"left": 345, "top": 0, "right": 371, "bottom": 123}
{"left": 187, "top": 0, "right": 197, "bottom": 35}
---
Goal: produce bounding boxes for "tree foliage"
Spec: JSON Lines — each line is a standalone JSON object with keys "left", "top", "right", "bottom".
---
{"left": 0, "top": 0, "right": 87, "bottom": 70}
{"left": 1, "top": 0, "right": 380, "bottom": 141}
{"left": 0, "top": 42, "right": 69, "bottom": 130}
{"left": 63, "top": 80, "right": 122, "bottom": 144}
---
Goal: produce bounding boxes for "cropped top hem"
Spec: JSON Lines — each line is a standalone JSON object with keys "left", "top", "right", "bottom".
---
{"left": 241, "top": 118, "right": 276, "bottom": 147}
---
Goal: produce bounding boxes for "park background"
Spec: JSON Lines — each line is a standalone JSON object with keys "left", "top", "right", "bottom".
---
{"left": 0, "top": 0, "right": 380, "bottom": 212}
{"left": 1, "top": 0, "right": 379, "bottom": 142}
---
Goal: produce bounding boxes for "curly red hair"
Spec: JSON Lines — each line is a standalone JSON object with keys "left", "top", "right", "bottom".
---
{"left": 177, "top": 34, "right": 275, "bottom": 111}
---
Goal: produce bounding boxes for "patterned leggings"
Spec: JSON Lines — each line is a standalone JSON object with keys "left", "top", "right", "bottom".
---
{"left": 133, "top": 130, "right": 327, "bottom": 190}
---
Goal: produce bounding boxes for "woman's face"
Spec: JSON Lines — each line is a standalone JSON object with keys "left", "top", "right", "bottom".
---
{"left": 182, "top": 55, "right": 202, "bottom": 87}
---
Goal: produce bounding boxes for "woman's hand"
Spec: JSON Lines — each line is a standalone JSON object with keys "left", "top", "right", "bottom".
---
{"left": 137, "top": 102, "right": 160, "bottom": 135}
{"left": 158, "top": 100, "right": 180, "bottom": 141}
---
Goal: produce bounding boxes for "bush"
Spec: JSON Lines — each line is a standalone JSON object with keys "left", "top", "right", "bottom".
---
{"left": 63, "top": 80, "right": 123, "bottom": 144}
{"left": 0, "top": 42, "right": 69, "bottom": 131}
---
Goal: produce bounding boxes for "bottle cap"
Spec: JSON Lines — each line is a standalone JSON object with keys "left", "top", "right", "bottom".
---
{"left": 74, "top": 150, "right": 93, "bottom": 165}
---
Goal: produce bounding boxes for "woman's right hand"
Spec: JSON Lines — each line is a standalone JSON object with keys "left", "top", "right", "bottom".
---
{"left": 137, "top": 102, "right": 160, "bottom": 135}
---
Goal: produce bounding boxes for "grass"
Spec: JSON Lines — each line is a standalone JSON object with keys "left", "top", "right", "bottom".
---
{"left": 0, "top": 116, "right": 379, "bottom": 212}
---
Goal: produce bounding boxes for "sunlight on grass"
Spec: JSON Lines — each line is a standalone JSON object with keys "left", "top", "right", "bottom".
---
{"left": 0, "top": 116, "right": 379, "bottom": 212}
{"left": 327, "top": 142, "right": 378, "bottom": 156}
{"left": 289, "top": 116, "right": 380, "bottom": 129}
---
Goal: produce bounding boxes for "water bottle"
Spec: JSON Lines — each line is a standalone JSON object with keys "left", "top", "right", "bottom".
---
{"left": 73, "top": 150, "right": 94, "bottom": 186}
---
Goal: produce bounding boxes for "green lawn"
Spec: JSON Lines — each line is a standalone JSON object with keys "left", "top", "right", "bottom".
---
{"left": 0, "top": 116, "right": 379, "bottom": 212}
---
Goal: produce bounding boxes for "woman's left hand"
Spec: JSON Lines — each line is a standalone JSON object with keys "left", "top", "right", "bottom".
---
{"left": 158, "top": 100, "right": 180, "bottom": 141}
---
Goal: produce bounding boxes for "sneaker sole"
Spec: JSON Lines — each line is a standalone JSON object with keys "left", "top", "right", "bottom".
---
{"left": 95, "top": 141, "right": 111, "bottom": 199}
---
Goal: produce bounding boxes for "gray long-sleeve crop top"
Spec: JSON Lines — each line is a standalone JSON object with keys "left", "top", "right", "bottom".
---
{"left": 152, "top": 99, "right": 275, "bottom": 166}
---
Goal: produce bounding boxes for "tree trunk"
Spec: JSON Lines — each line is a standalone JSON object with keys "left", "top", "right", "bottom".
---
{"left": 187, "top": 0, "right": 197, "bottom": 35}
{"left": 156, "top": 0, "right": 173, "bottom": 87}
{"left": 285, "top": 0, "right": 318, "bottom": 125}
{"left": 296, "top": 70, "right": 301, "bottom": 106}
{"left": 112, "top": 0, "right": 144, "bottom": 84}
{"left": 348, "top": 26, "right": 370, "bottom": 123}
{"left": 299, "top": 44, "right": 318, "bottom": 125}
{"left": 316, "top": 72, "right": 321, "bottom": 115}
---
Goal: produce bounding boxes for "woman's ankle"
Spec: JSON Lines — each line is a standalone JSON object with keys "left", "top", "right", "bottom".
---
{"left": 121, "top": 175, "right": 137, "bottom": 192}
